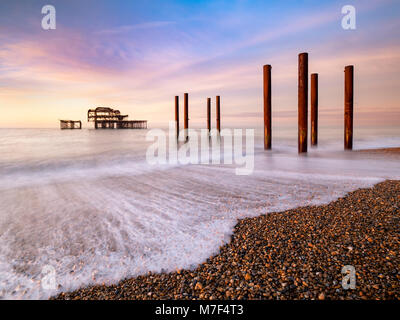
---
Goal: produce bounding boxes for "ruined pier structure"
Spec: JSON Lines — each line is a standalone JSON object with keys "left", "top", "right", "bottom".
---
{"left": 60, "top": 120, "right": 82, "bottom": 129}
{"left": 88, "top": 107, "right": 147, "bottom": 129}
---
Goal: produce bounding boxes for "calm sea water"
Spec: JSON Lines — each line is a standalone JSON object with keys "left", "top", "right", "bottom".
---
{"left": 0, "top": 127, "right": 399, "bottom": 299}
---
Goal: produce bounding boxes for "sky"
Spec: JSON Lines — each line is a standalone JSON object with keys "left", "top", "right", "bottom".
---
{"left": 0, "top": 0, "right": 399, "bottom": 130}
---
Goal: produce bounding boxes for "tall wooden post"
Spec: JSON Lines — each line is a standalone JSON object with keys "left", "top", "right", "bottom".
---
{"left": 175, "top": 96, "right": 179, "bottom": 140}
{"left": 184, "top": 93, "right": 189, "bottom": 142}
{"left": 263, "top": 64, "right": 272, "bottom": 150}
{"left": 207, "top": 98, "right": 211, "bottom": 133}
{"left": 311, "top": 73, "right": 318, "bottom": 146}
{"left": 298, "top": 53, "right": 308, "bottom": 153}
{"left": 344, "top": 65, "right": 354, "bottom": 150}
{"left": 216, "top": 96, "right": 221, "bottom": 133}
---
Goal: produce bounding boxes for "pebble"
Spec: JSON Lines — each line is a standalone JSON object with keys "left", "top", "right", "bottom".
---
{"left": 52, "top": 180, "right": 400, "bottom": 300}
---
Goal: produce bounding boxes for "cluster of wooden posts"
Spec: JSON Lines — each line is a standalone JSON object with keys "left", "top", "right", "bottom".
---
{"left": 174, "top": 52, "right": 354, "bottom": 153}
{"left": 264, "top": 52, "right": 354, "bottom": 153}
{"left": 174, "top": 93, "right": 221, "bottom": 141}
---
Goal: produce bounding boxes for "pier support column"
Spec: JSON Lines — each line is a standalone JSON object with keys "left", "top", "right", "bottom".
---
{"left": 184, "top": 93, "right": 189, "bottom": 142}
{"left": 263, "top": 64, "right": 272, "bottom": 150}
{"left": 344, "top": 66, "right": 354, "bottom": 150}
{"left": 207, "top": 98, "right": 211, "bottom": 133}
{"left": 216, "top": 96, "right": 221, "bottom": 133}
{"left": 175, "top": 96, "right": 179, "bottom": 140}
{"left": 311, "top": 73, "right": 318, "bottom": 146}
{"left": 298, "top": 53, "right": 308, "bottom": 153}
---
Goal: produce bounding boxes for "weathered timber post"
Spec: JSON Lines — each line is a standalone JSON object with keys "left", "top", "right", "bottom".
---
{"left": 175, "top": 96, "right": 179, "bottom": 140}
{"left": 263, "top": 64, "right": 272, "bottom": 149}
{"left": 216, "top": 96, "right": 221, "bottom": 133}
{"left": 184, "top": 93, "right": 189, "bottom": 142}
{"left": 207, "top": 98, "right": 211, "bottom": 133}
{"left": 344, "top": 65, "right": 354, "bottom": 150}
{"left": 311, "top": 73, "right": 318, "bottom": 146}
{"left": 298, "top": 53, "right": 308, "bottom": 153}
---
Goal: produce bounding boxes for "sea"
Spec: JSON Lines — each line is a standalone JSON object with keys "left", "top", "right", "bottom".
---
{"left": 0, "top": 126, "right": 399, "bottom": 299}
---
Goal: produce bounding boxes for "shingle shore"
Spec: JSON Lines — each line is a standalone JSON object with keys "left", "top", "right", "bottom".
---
{"left": 53, "top": 179, "right": 400, "bottom": 300}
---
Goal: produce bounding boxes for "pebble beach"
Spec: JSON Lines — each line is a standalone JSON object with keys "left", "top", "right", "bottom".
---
{"left": 53, "top": 177, "right": 400, "bottom": 300}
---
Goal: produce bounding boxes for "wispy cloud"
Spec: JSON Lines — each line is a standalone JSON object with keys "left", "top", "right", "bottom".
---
{"left": 0, "top": 0, "right": 399, "bottom": 128}
{"left": 96, "top": 21, "right": 176, "bottom": 35}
